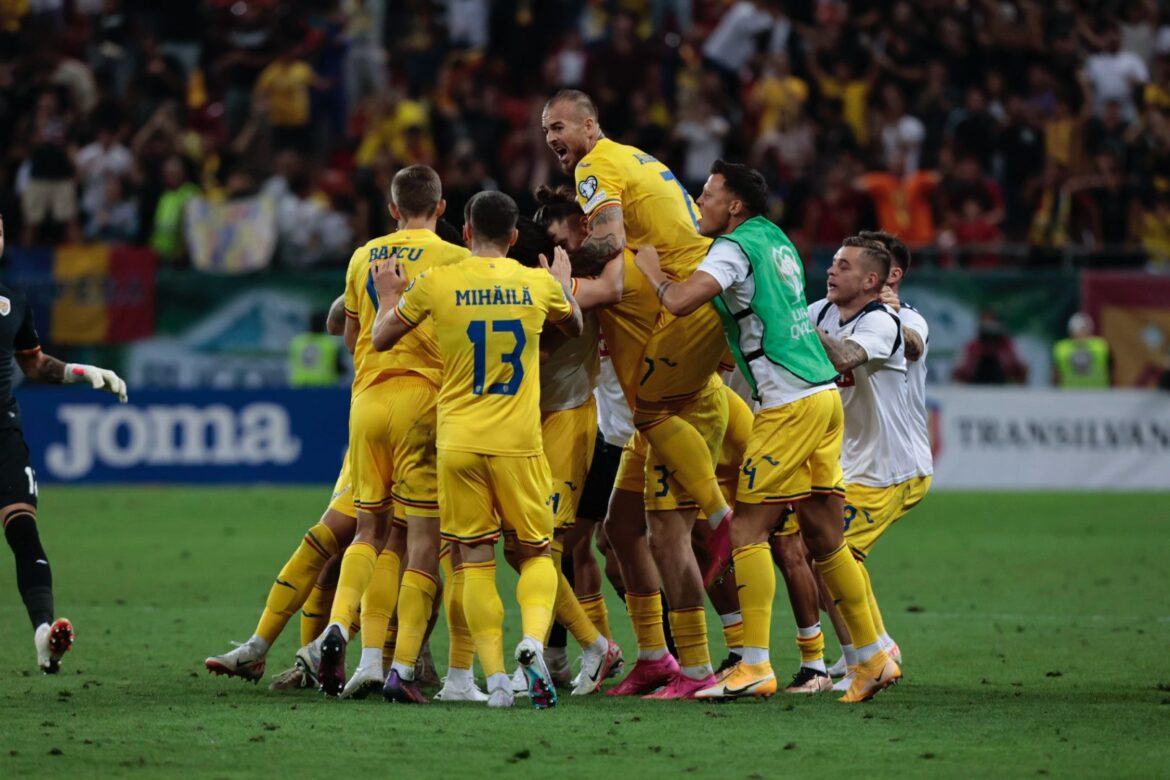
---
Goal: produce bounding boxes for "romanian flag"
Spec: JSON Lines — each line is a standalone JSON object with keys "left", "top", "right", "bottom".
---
{"left": 1082, "top": 271, "right": 1170, "bottom": 387}
{"left": 5, "top": 245, "right": 157, "bottom": 345}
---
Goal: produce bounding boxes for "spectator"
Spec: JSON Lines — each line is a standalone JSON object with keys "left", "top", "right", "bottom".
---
{"left": 747, "top": 51, "right": 807, "bottom": 140}
{"left": 806, "top": 38, "right": 877, "bottom": 147}
{"left": 149, "top": 154, "right": 199, "bottom": 264}
{"left": 701, "top": 0, "right": 788, "bottom": 94}
{"left": 76, "top": 119, "right": 133, "bottom": 221}
{"left": 875, "top": 83, "right": 926, "bottom": 174}
{"left": 996, "top": 93, "right": 1046, "bottom": 239}
{"left": 1052, "top": 312, "right": 1112, "bottom": 388}
{"left": 944, "top": 86, "right": 999, "bottom": 171}
{"left": 1082, "top": 21, "right": 1149, "bottom": 120}
{"left": 1069, "top": 152, "right": 1137, "bottom": 250}
{"left": 952, "top": 311, "right": 1029, "bottom": 385}
{"left": 1084, "top": 98, "right": 1133, "bottom": 165}
{"left": 854, "top": 150, "right": 940, "bottom": 249}
{"left": 84, "top": 175, "right": 137, "bottom": 242}
{"left": 1139, "top": 191, "right": 1170, "bottom": 271}
{"left": 673, "top": 97, "right": 730, "bottom": 192}
{"left": 254, "top": 43, "right": 329, "bottom": 153}
{"left": 17, "top": 88, "right": 79, "bottom": 245}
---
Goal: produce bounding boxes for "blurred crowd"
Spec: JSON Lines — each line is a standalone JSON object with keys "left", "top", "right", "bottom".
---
{"left": 2, "top": 0, "right": 1170, "bottom": 270}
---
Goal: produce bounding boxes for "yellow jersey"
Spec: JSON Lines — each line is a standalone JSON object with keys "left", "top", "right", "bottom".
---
{"left": 595, "top": 250, "right": 659, "bottom": 407}
{"left": 344, "top": 228, "right": 470, "bottom": 396}
{"left": 395, "top": 256, "right": 574, "bottom": 456}
{"left": 575, "top": 137, "right": 712, "bottom": 280}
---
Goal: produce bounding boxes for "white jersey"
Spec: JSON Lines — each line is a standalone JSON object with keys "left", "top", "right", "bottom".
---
{"left": 540, "top": 311, "right": 599, "bottom": 412}
{"left": 594, "top": 339, "right": 635, "bottom": 446}
{"left": 809, "top": 298, "right": 917, "bottom": 488}
{"left": 898, "top": 303, "right": 933, "bottom": 478}
{"left": 697, "top": 240, "right": 835, "bottom": 410}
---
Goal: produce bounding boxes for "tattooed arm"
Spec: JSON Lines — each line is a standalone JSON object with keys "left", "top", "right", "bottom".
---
{"left": 16, "top": 350, "right": 67, "bottom": 382}
{"left": 817, "top": 330, "right": 871, "bottom": 373}
{"left": 571, "top": 204, "right": 626, "bottom": 277}
{"left": 902, "top": 327, "right": 924, "bottom": 362}
{"left": 326, "top": 294, "right": 346, "bottom": 336}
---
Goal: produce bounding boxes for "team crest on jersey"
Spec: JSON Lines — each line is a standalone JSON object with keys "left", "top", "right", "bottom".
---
{"left": 0, "top": 296, "right": 10, "bottom": 316}
{"left": 578, "top": 175, "right": 598, "bottom": 201}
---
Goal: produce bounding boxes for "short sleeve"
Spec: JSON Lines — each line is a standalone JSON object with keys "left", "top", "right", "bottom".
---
{"left": 343, "top": 251, "right": 363, "bottom": 319}
{"left": 575, "top": 154, "right": 624, "bottom": 217}
{"left": 807, "top": 298, "right": 828, "bottom": 325}
{"left": 697, "top": 240, "right": 750, "bottom": 292}
{"left": 846, "top": 309, "right": 899, "bottom": 363}
{"left": 395, "top": 271, "right": 433, "bottom": 328}
{"left": 14, "top": 298, "right": 40, "bottom": 354}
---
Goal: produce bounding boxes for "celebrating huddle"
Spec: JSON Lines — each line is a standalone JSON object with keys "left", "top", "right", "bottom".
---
{"left": 205, "top": 89, "right": 932, "bottom": 708}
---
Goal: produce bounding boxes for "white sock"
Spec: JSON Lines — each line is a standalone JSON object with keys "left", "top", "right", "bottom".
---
{"left": 681, "top": 663, "right": 713, "bottom": 680}
{"left": 584, "top": 636, "right": 608, "bottom": 655}
{"left": 390, "top": 659, "right": 414, "bottom": 680}
{"left": 447, "top": 667, "right": 473, "bottom": 686}
{"left": 841, "top": 643, "right": 858, "bottom": 667}
{"left": 638, "top": 648, "right": 668, "bottom": 661}
{"left": 487, "top": 671, "right": 511, "bottom": 692}
{"left": 326, "top": 622, "right": 348, "bottom": 643}
{"left": 801, "top": 658, "right": 827, "bottom": 673}
{"left": 522, "top": 635, "right": 544, "bottom": 653}
{"left": 739, "top": 646, "right": 768, "bottom": 665}
{"left": 707, "top": 506, "right": 730, "bottom": 529}
{"left": 856, "top": 640, "right": 883, "bottom": 663}
{"left": 879, "top": 632, "right": 894, "bottom": 648}
{"left": 719, "top": 611, "right": 742, "bottom": 628}
{"left": 246, "top": 635, "right": 270, "bottom": 654}
{"left": 797, "top": 622, "right": 821, "bottom": 639}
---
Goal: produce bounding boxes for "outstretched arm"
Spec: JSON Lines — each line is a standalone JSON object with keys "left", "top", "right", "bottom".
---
{"left": 571, "top": 205, "right": 626, "bottom": 276}
{"left": 634, "top": 246, "right": 720, "bottom": 316}
{"left": 817, "top": 330, "right": 870, "bottom": 373}
{"left": 571, "top": 253, "right": 625, "bottom": 310}
{"left": 18, "top": 350, "right": 128, "bottom": 402}
{"left": 370, "top": 261, "right": 414, "bottom": 351}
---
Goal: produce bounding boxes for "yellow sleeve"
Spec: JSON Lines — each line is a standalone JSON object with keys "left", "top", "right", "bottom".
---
{"left": 395, "top": 271, "right": 433, "bottom": 328}
{"left": 256, "top": 64, "right": 275, "bottom": 93}
{"left": 544, "top": 274, "right": 574, "bottom": 323}
{"left": 575, "top": 153, "right": 624, "bottom": 217}
{"left": 343, "top": 250, "right": 363, "bottom": 319}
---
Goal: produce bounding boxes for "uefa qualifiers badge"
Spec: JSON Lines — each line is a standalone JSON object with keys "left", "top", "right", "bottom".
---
{"left": 0, "top": 296, "right": 10, "bottom": 316}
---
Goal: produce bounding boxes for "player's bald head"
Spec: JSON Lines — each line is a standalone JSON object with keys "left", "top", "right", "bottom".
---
{"left": 544, "top": 89, "right": 598, "bottom": 121}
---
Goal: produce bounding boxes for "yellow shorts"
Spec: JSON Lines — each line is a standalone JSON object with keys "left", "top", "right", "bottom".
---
{"left": 738, "top": 389, "right": 845, "bottom": 506}
{"left": 635, "top": 305, "right": 728, "bottom": 408}
{"left": 641, "top": 385, "right": 728, "bottom": 511}
{"left": 349, "top": 375, "right": 439, "bottom": 517}
{"left": 327, "top": 448, "right": 358, "bottom": 519}
{"left": 844, "top": 475, "right": 932, "bottom": 557}
{"left": 437, "top": 449, "right": 554, "bottom": 547}
{"left": 542, "top": 398, "right": 598, "bottom": 530}
{"left": 715, "top": 385, "right": 753, "bottom": 507}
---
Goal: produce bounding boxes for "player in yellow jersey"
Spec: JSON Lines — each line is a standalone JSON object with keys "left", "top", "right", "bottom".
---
{"left": 205, "top": 295, "right": 357, "bottom": 685}
{"left": 503, "top": 216, "right": 623, "bottom": 696}
{"left": 543, "top": 90, "right": 736, "bottom": 580}
{"left": 370, "top": 191, "right": 583, "bottom": 709}
{"left": 316, "top": 165, "right": 470, "bottom": 699}
{"left": 534, "top": 183, "right": 746, "bottom": 698}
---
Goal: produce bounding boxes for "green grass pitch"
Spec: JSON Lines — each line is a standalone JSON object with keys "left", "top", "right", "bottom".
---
{"left": 1, "top": 488, "right": 1168, "bottom": 778}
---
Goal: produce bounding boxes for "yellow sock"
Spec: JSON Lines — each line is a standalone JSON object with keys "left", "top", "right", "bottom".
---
{"left": 814, "top": 543, "right": 878, "bottom": 648}
{"left": 516, "top": 554, "right": 557, "bottom": 643}
{"left": 721, "top": 614, "right": 744, "bottom": 652}
{"left": 579, "top": 593, "right": 612, "bottom": 640}
{"left": 300, "top": 585, "right": 334, "bottom": 646}
{"left": 383, "top": 621, "right": 397, "bottom": 670}
{"left": 461, "top": 561, "right": 505, "bottom": 677}
{"left": 393, "top": 569, "right": 438, "bottom": 670}
{"left": 254, "top": 523, "right": 338, "bottom": 645}
{"left": 857, "top": 560, "right": 887, "bottom": 637}
{"left": 733, "top": 543, "right": 773, "bottom": 651}
{"left": 441, "top": 557, "right": 475, "bottom": 670}
{"left": 796, "top": 630, "right": 825, "bottom": 663}
{"left": 550, "top": 540, "right": 601, "bottom": 648}
{"left": 668, "top": 606, "right": 710, "bottom": 673}
{"left": 329, "top": 542, "right": 378, "bottom": 634}
{"left": 625, "top": 591, "right": 667, "bottom": 654}
{"left": 637, "top": 415, "right": 727, "bottom": 520}
{"left": 360, "top": 549, "right": 400, "bottom": 651}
